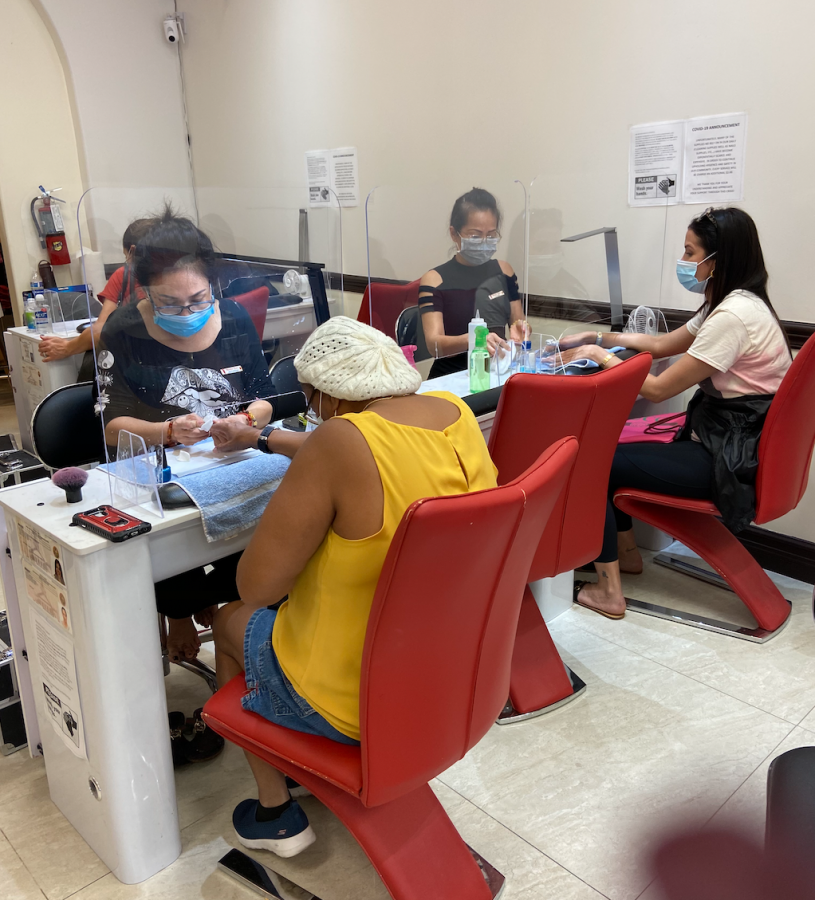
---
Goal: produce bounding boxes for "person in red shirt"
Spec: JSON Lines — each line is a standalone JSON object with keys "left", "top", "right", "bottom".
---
{"left": 38, "top": 218, "right": 151, "bottom": 363}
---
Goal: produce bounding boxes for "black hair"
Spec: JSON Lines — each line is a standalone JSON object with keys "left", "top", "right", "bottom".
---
{"left": 450, "top": 188, "right": 502, "bottom": 233}
{"left": 121, "top": 218, "right": 153, "bottom": 253}
{"left": 132, "top": 202, "right": 216, "bottom": 288}
{"left": 688, "top": 207, "right": 790, "bottom": 352}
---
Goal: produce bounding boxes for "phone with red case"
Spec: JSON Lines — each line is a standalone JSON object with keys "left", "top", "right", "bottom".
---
{"left": 72, "top": 505, "right": 152, "bottom": 542}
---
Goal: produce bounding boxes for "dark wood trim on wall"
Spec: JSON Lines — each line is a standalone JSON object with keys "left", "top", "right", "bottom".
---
{"left": 737, "top": 526, "right": 815, "bottom": 585}
{"left": 331, "top": 274, "right": 815, "bottom": 350}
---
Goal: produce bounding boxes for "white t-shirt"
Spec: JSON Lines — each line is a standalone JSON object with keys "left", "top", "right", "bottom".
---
{"left": 686, "top": 290, "right": 790, "bottom": 399}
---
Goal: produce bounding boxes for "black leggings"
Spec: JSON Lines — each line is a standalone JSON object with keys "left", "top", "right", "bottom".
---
{"left": 154, "top": 552, "right": 243, "bottom": 619}
{"left": 597, "top": 441, "right": 714, "bottom": 564}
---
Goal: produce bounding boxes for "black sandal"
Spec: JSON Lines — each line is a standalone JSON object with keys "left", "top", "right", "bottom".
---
{"left": 169, "top": 711, "right": 190, "bottom": 769}
{"left": 184, "top": 707, "right": 225, "bottom": 763}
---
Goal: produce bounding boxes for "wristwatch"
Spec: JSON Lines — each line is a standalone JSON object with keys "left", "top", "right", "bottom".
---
{"left": 257, "top": 424, "right": 276, "bottom": 454}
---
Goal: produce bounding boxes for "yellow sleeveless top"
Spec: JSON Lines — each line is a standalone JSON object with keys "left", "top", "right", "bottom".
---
{"left": 272, "top": 391, "right": 497, "bottom": 739}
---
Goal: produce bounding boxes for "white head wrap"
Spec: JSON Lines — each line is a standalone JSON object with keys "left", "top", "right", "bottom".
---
{"left": 294, "top": 316, "right": 422, "bottom": 401}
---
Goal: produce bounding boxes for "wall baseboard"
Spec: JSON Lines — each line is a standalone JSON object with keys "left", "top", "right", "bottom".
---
{"left": 738, "top": 525, "right": 815, "bottom": 585}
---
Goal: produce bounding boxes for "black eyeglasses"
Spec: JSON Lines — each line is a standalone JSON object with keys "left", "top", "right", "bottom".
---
{"left": 703, "top": 207, "right": 718, "bottom": 228}
{"left": 146, "top": 285, "right": 216, "bottom": 317}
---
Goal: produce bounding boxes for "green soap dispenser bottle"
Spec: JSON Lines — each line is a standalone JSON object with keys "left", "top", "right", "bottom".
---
{"left": 469, "top": 324, "right": 490, "bottom": 393}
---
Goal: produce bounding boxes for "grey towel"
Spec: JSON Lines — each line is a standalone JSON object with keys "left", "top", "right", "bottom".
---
{"left": 171, "top": 453, "right": 291, "bottom": 542}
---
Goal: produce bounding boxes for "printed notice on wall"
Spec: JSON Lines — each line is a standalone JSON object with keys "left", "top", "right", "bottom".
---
{"left": 305, "top": 147, "right": 359, "bottom": 208}
{"left": 683, "top": 113, "right": 747, "bottom": 204}
{"left": 629, "top": 120, "right": 684, "bottom": 207}
{"left": 329, "top": 147, "right": 359, "bottom": 207}
{"left": 30, "top": 610, "right": 86, "bottom": 758}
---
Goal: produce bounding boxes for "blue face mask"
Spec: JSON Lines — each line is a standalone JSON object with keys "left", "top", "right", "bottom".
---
{"left": 676, "top": 253, "right": 715, "bottom": 294}
{"left": 153, "top": 301, "right": 215, "bottom": 337}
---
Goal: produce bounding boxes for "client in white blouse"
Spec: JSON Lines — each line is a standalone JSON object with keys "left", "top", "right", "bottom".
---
{"left": 555, "top": 207, "right": 791, "bottom": 619}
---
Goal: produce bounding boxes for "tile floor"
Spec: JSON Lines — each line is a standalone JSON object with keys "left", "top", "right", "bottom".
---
{"left": 1, "top": 547, "right": 813, "bottom": 900}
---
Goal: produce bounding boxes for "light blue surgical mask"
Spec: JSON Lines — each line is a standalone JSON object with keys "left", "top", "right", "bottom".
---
{"left": 676, "top": 253, "right": 715, "bottom": 294}
{"left": 459, "top": 235, "right": 499, "bottom": 266}
{"left": 153, "top": 301, "right": 215, "bottom": 337}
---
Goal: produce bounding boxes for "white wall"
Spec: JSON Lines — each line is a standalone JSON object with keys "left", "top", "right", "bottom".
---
{"left": 33, "top": 0, "right": 195, "bottom": 265}
{"left": 176, "top": 0, "right": 815, "bottom": 325}
{"left": 0, "top": 0, "right": 86, "bottom": 318}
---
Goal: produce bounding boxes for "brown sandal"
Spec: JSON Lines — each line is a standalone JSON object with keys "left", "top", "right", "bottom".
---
{"left": 573, "top": 580, "right": 626, "bottom": 620}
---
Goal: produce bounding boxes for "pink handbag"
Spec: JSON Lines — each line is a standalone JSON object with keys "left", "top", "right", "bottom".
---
{"left": 619, "top": 412, "right": 686, "bottom": 444}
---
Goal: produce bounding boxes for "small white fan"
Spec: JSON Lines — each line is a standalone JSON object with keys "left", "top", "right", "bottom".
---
{"left": 283, "top": 269, "right": 312, "bottom": 299}
{"left": 624, "top": 305, "right": 666, "bottom": 336}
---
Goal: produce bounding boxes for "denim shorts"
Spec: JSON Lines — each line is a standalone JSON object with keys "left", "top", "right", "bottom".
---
{"left": 241, "top": 607, "right": 360, "bottom": 746}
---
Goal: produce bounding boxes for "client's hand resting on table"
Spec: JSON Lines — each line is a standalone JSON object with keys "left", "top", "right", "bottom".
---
{"left": 210, "top": 416, "right": 256, "bottom": 453}
{"left": 555, "top": 344, "right": 618, "bottom": 367}
{"left": 210, "top": 417, "right": 310, "bottom": 458}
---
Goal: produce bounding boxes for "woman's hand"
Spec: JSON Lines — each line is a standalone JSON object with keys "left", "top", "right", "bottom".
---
{"left": 210, "top": 415, "right": 257, "bottom": 453}
{"left": 486, "top": 332, "right": 509, "bottom": 357}
{"left": 557, "top": 331, "right": 601, "bottom": 351}
{"left": 170, "top": 414, "right": 207, "bottom": 445}
{"left": 558, "top": 344, "right": 611, "bottom": 366}
{"left": 509, "top": 319, "right": 530, "bottom": 342}
{"left": 38, "top": 335, "right": 72, "bottom": 362}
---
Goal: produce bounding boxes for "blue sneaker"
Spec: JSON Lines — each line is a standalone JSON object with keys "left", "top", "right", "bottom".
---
{"left": 233, "top": 799, "right": 316, "bottom": 858}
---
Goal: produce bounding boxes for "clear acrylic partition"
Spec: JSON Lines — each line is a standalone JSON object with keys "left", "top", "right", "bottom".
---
{"left": 77, "top": 185, "right": 338, "bottom": 514}
{"left": 522, "top": 171, "right": 689, "bottom": 349}
{"left": 364, "top": 179, "right": 528, "bottom": 391}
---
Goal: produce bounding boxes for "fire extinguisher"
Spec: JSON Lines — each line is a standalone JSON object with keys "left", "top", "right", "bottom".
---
{"left": 30, "top": 185, "right": 71, "bottom": 266}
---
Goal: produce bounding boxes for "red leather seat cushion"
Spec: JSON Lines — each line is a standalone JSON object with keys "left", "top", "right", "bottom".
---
{"left": 203, "top": 676, "right": 363, "bottom": 797}
{"left": 613, "top": 488, "right": 720, "bottom": 516}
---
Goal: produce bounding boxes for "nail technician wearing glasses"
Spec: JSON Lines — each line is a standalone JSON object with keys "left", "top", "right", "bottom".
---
{"left": 419, "top": 188, "right": 529, "bottom": 378}
{"left": 557, "top": 207, "right": 791, "bottom": 620}
{"left": 97, "top": 204, "right": 273, "bottom": 451}
{"left": 96, "top": 205, "right": 275, "bottom": 662}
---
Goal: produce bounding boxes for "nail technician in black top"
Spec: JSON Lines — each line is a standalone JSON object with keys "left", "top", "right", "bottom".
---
{"left": 419, "top": 188, "right": 528, "bottom": 378}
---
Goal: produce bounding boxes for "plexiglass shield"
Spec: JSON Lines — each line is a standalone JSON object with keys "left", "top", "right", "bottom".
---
{"left": 76, "top": 184, "right": 342, "bottom": 515}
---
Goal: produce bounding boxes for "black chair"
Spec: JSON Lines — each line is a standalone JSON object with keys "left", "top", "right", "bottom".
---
{"left": 268, "top": 354, "right": 300, "bottom": 391}
{"left": 31, "top": 383, "right": 106, "bottom": 469}
{"left": 395, "top": 305, "right": 431, "bottom": 362}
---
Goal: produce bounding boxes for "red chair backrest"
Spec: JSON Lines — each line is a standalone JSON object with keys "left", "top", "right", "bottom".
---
{"left": 755, "top": 334, "right": 815, "bottom": 524}
{"left": 358, "top": 437, "right": 578, "bottom": 807}
{"left": 230, "top": 286, "right": 270, "bottom": 340}
{"left": 488, "top": 354, "right": 652, "bottom": 578}
{"left": 357, "top": 280, "right": 420, "bottom": 339}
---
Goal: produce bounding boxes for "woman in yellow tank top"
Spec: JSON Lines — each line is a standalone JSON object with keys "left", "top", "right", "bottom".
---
{"left": 212, "top": 317, "right": 497, "bottom": 859}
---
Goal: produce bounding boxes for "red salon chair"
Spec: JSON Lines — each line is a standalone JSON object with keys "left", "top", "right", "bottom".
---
{"left": 615, "top": 333, "right": 815, "bottom": 642}
{"left": 357, "top": 280, "right": 420, "bottom": 340}
{"left": 203, "top": 437, "right": 578, "bottom": 900}
{"left": 488, "top": 353, "right": 653, "bottom": 722}
{"left": 230, "top": 286, "right": 271, "bottom": 341}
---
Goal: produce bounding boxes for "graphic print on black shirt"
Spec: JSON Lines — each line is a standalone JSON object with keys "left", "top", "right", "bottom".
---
{"left": 161, "top": 366, "right": 242, "bottom": 416}
{"left": 97, "top": 298, "right": 274, "bottom": 424}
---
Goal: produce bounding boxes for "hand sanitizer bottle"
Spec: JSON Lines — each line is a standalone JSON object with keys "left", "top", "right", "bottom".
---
{"left": 469, "top": 324, "right": 490, "bottom": 394}
{"left": 468, "top": 310, "right": 486, "bottom": 358}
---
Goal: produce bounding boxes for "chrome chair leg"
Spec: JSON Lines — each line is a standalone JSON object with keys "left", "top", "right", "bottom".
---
{"left": 497, "top": 665, "right": 587, "bottom": 724}
{"left": 216, "top": 844, "right": 506, "bottom": 899}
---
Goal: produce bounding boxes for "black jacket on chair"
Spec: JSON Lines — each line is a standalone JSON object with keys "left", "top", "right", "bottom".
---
{"left": 678, "top": 389, "right": 774, "bottom": 534}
